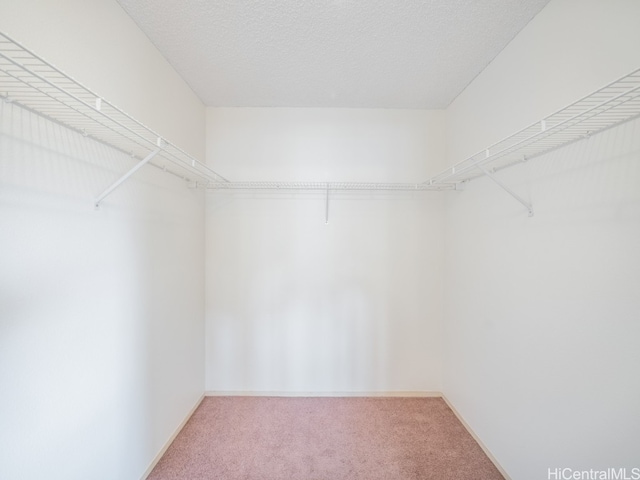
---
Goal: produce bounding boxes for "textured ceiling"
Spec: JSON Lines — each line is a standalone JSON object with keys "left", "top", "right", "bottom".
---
{"left": 116, "top": 0, "right": 550, "bottom": 108}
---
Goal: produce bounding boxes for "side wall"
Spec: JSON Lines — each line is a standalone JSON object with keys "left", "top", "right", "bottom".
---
{"left": 443, "top": 1, "right": 640, "bottom": 479}
{"left": 0, "top": 1, "right": 206, "bottom": 479}
{"left": 205, "top": 108, "right": 446, "bottom": 394}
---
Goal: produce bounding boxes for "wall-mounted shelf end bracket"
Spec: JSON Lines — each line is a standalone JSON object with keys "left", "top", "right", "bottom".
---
{"left": 454, "top": 180, "right": 467, "bottom": 191}
{"left": 476, "top": 165, "right": 534, "bottom": 217}
{"left": 94, "top": 145, "right": 162, "bottom": 209}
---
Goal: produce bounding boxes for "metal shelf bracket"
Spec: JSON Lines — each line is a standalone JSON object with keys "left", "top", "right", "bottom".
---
{"left": 424, "top": 68, "right": 640, "bottom": 216}
{"left": 94, "top": 147, "right": 161, "bottom": 208}
{"left": 476, "top": 165, "right": 534, "bottom": 217}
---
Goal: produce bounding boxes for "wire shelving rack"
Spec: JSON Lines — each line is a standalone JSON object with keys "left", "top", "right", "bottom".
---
{"left": 426, "top": 69, "right": 640, "bottom": 187}
{"left": 0, "top": 31, "right": 228, "bottom": 206}
{"left": 2, "top": 30, "right": 640, "bottom": 213}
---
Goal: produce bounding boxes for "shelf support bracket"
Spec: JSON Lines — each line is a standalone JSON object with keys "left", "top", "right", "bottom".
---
{"left": 476, "top": 164, "right": 534, "bottom": 217}
{"left": 94, "top": 148, "right": 161, "bottom": 208}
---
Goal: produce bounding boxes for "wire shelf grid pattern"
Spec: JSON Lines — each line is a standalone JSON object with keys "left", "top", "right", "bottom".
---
{"left": 2, "top": 31, "right": 639, "bottom": 195}
{"left": 427, "top": 68, "right": 640, "bottom": 185}
{"left": 0, "top": 32, "right": 227, "bottom": 184}
{"left": 208, "top": 181, "right": 451, "bottom": 191}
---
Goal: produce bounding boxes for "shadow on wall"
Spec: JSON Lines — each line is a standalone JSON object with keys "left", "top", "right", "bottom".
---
{"left": 209, "top": 270, "right": 391, "bottom": 392}
{"left": 0, "top": 101, "right": 204, "bottom": 479}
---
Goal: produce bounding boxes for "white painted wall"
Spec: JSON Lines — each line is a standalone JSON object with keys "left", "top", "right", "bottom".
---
{"left": 0, "top": 1, "right": 206, "bottom": 479}
{"left": 443, "top": 1, "right": 640, "bottom": 478}
{"left": 205, "top": 108, "right": 446, "bottom": 394}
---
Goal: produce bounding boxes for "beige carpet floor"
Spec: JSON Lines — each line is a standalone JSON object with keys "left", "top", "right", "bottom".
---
{"left": 148, "top": 396, "right": 504, "bottom": 480}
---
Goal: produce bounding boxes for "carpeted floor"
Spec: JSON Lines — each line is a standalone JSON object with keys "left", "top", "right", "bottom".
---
{"left": 147, "top": 396, "right": 504, "bottom": 480}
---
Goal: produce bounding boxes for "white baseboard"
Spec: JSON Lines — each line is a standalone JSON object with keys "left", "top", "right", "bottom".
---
{"left": 205, "top": 390, "right": 442, "bottom": 397}
{"left": 140, "top": 393, "right": 205, "bottom": 480}
{"left": 441, "top": 395, "right": 511, "bottom": 480}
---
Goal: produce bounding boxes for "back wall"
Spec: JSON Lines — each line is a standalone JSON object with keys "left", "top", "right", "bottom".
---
{"left": 205, "top": 108, "right": 446, "bottom": 394}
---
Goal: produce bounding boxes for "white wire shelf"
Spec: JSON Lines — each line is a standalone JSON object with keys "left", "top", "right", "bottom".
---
{"left": 0, "top": 31, "right": 446, "bottom": 195}
{"left": 2, "top": 29, "right": 639, "bottom": 204}
{"left": 0, "top": 31, "right": 227, "bottom": 186}
{"left": 207, "top": 181, "right": 451, "bottom": 191}
{"left": 427, "top": 68, "right": 640, "bottom": 186}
